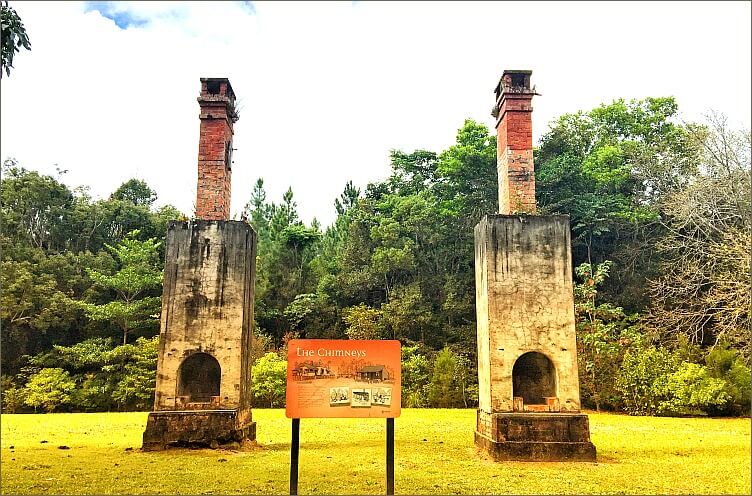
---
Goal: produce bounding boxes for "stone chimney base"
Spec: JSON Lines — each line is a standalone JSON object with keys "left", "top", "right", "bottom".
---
{"left": 142, "top": 409, "right": 255, "bottom": 451}
{"left": 475, "top": 411, "right": 596, "bottom": 461}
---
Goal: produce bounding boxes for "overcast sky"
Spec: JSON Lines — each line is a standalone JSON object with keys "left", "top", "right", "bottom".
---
{"left": 1, "top": 1, "right": 750, "bottom": 227}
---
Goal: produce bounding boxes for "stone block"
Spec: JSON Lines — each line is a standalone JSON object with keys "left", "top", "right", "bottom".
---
{"left": 142, "top": 410, "right": 256, "bottom": 451}
{"left": 475, "top": 413, "right": 596, "bottom": 461}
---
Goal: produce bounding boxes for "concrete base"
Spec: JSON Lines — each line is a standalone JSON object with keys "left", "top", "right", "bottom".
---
{"left": 475, "top": 411, "right": 596, "bottom": 462}
{"left": 142, "top": 409, "right": 255, "bottom": 451}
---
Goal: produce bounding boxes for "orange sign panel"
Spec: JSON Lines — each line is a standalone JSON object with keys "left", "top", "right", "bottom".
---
{"left": 285, "top": 339, "right": 401, "bottom": 418}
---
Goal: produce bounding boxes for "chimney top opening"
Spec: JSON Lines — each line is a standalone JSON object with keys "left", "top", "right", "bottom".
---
{"left": 510, "top": 73, "right": 527, "bottom": 88}
{"left": 206, "top": 80, "right": 221, "bottom": 95}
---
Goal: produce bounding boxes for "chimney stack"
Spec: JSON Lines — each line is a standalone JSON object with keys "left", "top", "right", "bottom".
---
{"left": 195, "top": 77, "right": 237, "bottom": 220}
{"left": 492, "top": 70, "right": 537, "bottom": 215}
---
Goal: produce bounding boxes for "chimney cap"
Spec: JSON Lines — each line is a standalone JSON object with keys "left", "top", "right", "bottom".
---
{"left": 494, "top": 69, "right": 535, "bottom": 100}
{"left": 200, "top": 77, "right": 236, "bottom": 101}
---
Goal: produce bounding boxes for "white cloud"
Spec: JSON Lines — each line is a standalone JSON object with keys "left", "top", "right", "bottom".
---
{"left": 1, "top": 1, "right": 750, "bottom": 227}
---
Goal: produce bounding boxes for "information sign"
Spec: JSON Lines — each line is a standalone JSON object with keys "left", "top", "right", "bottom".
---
{"left": 285, "top": 339, "right": 401, "bottom": 418}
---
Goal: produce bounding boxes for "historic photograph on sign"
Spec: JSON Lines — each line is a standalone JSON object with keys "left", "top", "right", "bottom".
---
{"left": 371, "top": 387, "right": 392, "bottom": 406}
{"left": 351, "top": 388, "right": 372, "bottom": 407}
{"left": 329, "top": 387, "right": 350, "bottom": 406}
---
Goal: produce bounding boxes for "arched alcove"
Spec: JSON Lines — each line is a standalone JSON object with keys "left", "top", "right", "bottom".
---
{"left": 512, "top": 352, "right": 556, "bottom": 405}
{"left": 177, "top": 353, "right": 221, "bottom": 403}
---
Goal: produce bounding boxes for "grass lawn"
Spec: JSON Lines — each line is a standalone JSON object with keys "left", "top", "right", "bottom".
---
{"left": 1, "top": 409, "right": 749, "bottom": 494}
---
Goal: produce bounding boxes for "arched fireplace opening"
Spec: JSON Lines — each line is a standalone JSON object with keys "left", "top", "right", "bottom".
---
{"left": 177, "top": 353, "right": 221, "bottom": 403}
{"left": 512, "top": 352, "right": 556, "bottom": 405}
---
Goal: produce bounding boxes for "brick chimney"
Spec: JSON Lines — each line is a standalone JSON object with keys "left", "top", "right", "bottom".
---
{"left": 195, "top": 77, "right": 238, "bottom": 220}
{"left": 492, "top": 70, "right": 538, "bottom": 215}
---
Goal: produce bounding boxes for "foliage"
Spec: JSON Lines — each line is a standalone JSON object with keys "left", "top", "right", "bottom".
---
{"left": 251, "top": 331, "right": 276, "bottom": 365}
{"left": 252, "top": 352, "right": 287, "bottom": 407}
{"left": 705, "top": 344, "right": 752, "bottom": 415}
{"left": 343, "top": 304, "right": 384, "bottom": 340}
{"left": 1, "top": 375, "right": 26, "bottom": 413}
{"left": 23, "top": 368, "right": 76, "bottom": 412}
{"left": 110, "top": 179, "right": 158, "bottom": 208}
{"left": 24, "top": 336, "right": 159, "bottom": 411}
{"left": 617, "top": 346, "right": 681, "bottom": 415}
{"left": 574, "top": 260, "right": 642, "bottom": 410}
{"left": 79, "top": 230, "right": 163, "bottom": 345}
{"left": 648, "top": 113, "right": 751, "bottom": 359}
{"left": 401, "top": 345, "right": 430, "bottom": 407}
{"left": 536, "top": 97, "right": 702, "bottom": 311}
{"left": 656, "top": 362, "right": 730, "bottom": 416}
{"left": 426, "top": 347, "right": 465, "bottom": 408}
{"left": 0, "top": 1, "right": 31, "bottom": 78}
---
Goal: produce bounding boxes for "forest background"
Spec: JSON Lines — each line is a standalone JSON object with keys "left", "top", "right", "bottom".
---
{"left": 2, "top": 100, "right": 749, "bottom": 417}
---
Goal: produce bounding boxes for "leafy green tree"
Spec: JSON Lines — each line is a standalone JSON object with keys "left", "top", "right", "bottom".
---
{"left": 427, "top": 347, "right": 464, "bottom": 408}
{"left": 23, "top": 368, "right": 75, "bottom": 412}
{"left": 1, "top": 1, "right": 31, "bottom": 78}
{"left": 617, "top": 346, "right": 681, "bottom": 415}
{"left": 657, "top": 363, "right": 730, "bottom": 416}
{"left": 401, "top": 346, "right": 430, "bottom": 407}
{"left": 574, "top": 261, "right": 642, "bottom": 411}
{"left": 110, "top": 179, "right": 157, "bottom": 207}
{"left": 1, "top": 375, "right": 26, "bottom": 413}
{"left": 343, "top": 304, "right": 383, "bottom": 340}
{"left": 79, "top": 230, "right": 162, "bottom": 344}
{"left": 283, "top": 292, "right": 339, "bottom": 339}
{"left": 705, "top": 344, "right": 752, "bottom": 415}
{"left": 252, "top": 352, "right": 287, "bottom": 407}
{"left": 536, "top": 97, "right": 703, "bottom": 311}
{"left": 0, "top": 160, "right": 74, "bottom": 251}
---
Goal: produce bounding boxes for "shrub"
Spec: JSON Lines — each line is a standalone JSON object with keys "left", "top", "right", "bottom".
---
{"left": 1, "top": 376, "right": 27, "bottom": 413}
{"left": 252, "top": 352, "right": 287, "bottom": 407}
{"left": 24, "top": 368, "right": 76, "bottom": 412}
{"left": 401, "top": 346, "right": 430, "bottom": 407}
{"left": 617, "top": 346, "right": 680, "bottom": 415}
{"left": 657, "top": 362, "right": 730, "bottom": 416}
{"left": 705, "top": 344, "right": 752, "bottom": 415}
{"left": 427, "top": 347, "right": 464, "bottom": 408}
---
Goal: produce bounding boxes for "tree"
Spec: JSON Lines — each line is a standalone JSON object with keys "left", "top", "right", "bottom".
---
{"left": 426, "top": 347, "right": 464, "bottom": 408}
{"left": 648, "top": 113, "right": 751, "bottom": 359}
{"left": 574, "top": 261, "right": 642, "bottom": 411}
{"left": 536, "top": 97, "right": 703, "bottom": 311}
{"left": 252, "top": 352, "right": 287, "bottom": 407}
{"left": 110, "top": 179, "right": 158, "bottom": 208}
{"left": 23, "top": 368, "right": 75, "bottom": 412}
{"left": 343, "top": 304, "right": 383, "bottom": 340}
{"left": 1, "top": 1, "right": 31, "bottom": 78}
{"left": 80, "top": 230, "right": 162, "bottom": 344}
{"left": 401, "top": 346, "right": 430, "bottom": 407}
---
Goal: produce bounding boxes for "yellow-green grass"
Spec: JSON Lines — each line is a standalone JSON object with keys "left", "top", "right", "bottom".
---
{"left": 1, "top": 409, "right": 749, "bottom": 494}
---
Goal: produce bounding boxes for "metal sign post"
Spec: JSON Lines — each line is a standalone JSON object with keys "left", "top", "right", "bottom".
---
{"left": 290, "top": 418, "right": 300, "bottom": 495}
{"left": 288, "top": 418, "right": 395, "bottom": 496}
{"left": 386, "top": 418, "right": 395, "bottom": 495}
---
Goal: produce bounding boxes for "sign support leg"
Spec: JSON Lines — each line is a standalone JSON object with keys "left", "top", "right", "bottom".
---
{"left": 290, "top": 418, "right": 300, "bottom": 496}
{"left": 386, "top": 417, "right": 394, "bottom": 495}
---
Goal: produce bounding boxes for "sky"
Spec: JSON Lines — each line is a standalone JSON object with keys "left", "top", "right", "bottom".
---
{"left": 1, "top": 1, "right": 750, "bottom": 227}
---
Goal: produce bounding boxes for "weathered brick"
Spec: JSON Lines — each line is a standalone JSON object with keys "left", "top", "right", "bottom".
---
{"left": 195, "top": 78, "right": 236, "bottom": 220}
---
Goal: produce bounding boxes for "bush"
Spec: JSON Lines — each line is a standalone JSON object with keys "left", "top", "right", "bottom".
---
{"left": 1, "top": 376, "right": 27, "bottom": 413}
{"left": 705, "top": 345, "right": 752, "bottom": 415}
{"left": 24, "top": 368, "right": 76, "bottom": 412}
{"left": 657, "top": 362, "right": 730, "bottom": 416}
{"left": 427, "top": 347, "right": 464, "bottom": 408}
{"left": 252, "top": 352, "right": 287, "bottom": 407}
{"left": 617, "top": 346, "right": 680, "bottom": 415}
{"left": 401, "top": 346, "right": 430, "bottom": 407}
